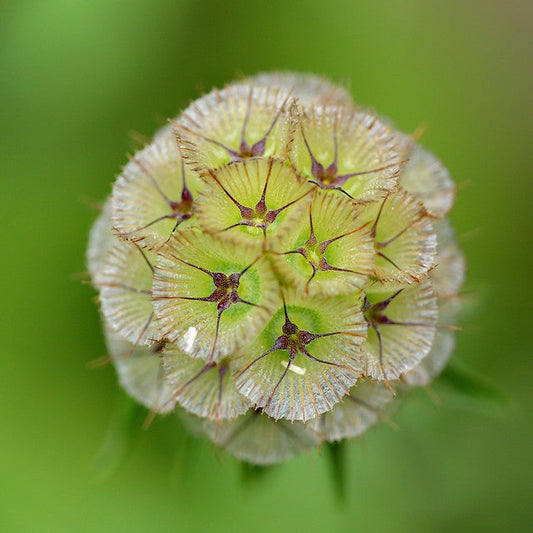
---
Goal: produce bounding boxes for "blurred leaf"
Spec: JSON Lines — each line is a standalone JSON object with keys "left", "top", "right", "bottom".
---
{"left": 435, "top": 361, "right": 510, "bottom": 419}
{"left": 240, "top": 462, "right": 275, "bottom": 486}
{"left": 325, "top": 440, "right": 347, "bottom": 505}
{"left": 91, "top": 392, "right": 144, "bottom": 482}
{"left": 170, "top": 423, "right": 201, "bottom": 484}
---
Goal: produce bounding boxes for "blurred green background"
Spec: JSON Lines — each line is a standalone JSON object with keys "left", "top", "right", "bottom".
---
{"left": 1, "top": 1, "right": 532, "bottom": 531}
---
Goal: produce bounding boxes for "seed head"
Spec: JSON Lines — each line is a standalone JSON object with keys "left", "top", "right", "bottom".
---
{"left": 87, "top": 72, "right": 465, "bottom": 464}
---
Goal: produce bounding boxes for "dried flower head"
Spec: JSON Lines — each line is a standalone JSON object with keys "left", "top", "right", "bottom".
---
{"left": 88, "top": 72, "right": 464, "bottom": 465}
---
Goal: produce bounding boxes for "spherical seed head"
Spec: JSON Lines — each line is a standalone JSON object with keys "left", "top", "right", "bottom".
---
{"left": 87, "top": 72, "right": 464, "bottom": 465}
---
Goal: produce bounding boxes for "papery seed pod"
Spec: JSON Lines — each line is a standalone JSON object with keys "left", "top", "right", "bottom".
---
{"left": 200, "top": 410, "right": 320, "bottom": 465}
{"left": 359, "top": 187, "right": 437, "bottom": 284}
{"left": 196, "top": 158, "right": 313, "bottom": 248}
{"left": 362, "top": 280, "right": 438, "bottom": 381}
{"left": 176, "top": 84, "right": 294, "bottom": 173}
{"left": 431, "top": 219, "right": 466, "bottom": 299}
{"left": 269, "top": 190, "right": 374, "bottom": 295}
{"left": 308, "top": 379, "right": 395, "bottom": 442}
{"left": 104, "top": 322, "right": 177, "bottom": 413}
{"left": 161, "top": 344, "right": 250, "bottom": 420}
{"left": 290, "top": 105, "right": 401, "bottom": 200}
{"left": 403, "top": 297, "right": 460, "bottom": 386}
{"left": 112, "top": 130, "right": 202, "bottom": 251}
{"left": 96, "top": 239, "right": 158, "bottom": 345}
{"left": 153, "top": 228, "right": 278, "bottom": 361}
{"left": 87, "top": 72, "right": 464, "bottom": 465}
{"left": 241, "top": 71, "right": 354, "bottom": 108}
{"left": 234, "top": 289, "right": 366, "bottom": 421}
{"left": 87, "top": 199, "right": 114, "bottom": 281}
{"left": 399, "top": 139, "right": 455, "bottom": 219}
{"left": 403, "top": 220, "right": 465, "bottom": 386}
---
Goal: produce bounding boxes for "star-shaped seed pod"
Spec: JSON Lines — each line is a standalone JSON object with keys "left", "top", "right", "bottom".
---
{"left": 308, "top": 379, "right": 395, "bottom": 442}
{"left": 86, "top": 199, "right": 113, "bottom": 281}
{"left": 198, "top": 410, "right": 320, "bottom": 465}
{"left": 360, "top": 187, "right": 437, "bottom": 284}
{"left": 269, "top": 190, "right": 374, "bottom": 295}
{"left": 152, "top": 228, "right": 278, "bottom": 361}
{"left": 234, "top": 290, "right": 366, "bottom": 421}
{"left": 104, "top": 323, "right": 177, "bottom": 413}
{"left": 196, "top": 157, "right": 313, "bottom": 248}
{"left": 403, "top": 220, "right": 465, "bottom": 386}
{"left": 176, "top": 84, "right": 295, "bottom": 174}
{"left": 95, "top": 239, "right": 159, "bottom": 346}
{"left": 111, "top": 130, "right": 202, "bottom": 251}
{"left": 402, "top": 298, "right": 459, "bottom": 387}
{"left": 289, "top": 105, "right": 401, "bottom": 200}
{"left": 430, "top": 219, "right": 466, "bottom": 299}
{"left": 161, "top": 344, "right": 249, "bottom": 421}
{"left": 240, "top": 71, "right": 354, "bottom": 108}
{"left": 362, "top": 280, "right": 438, "bottom": 383}
{"left": 399, "top": 138, "right": 456, "bottom": 219}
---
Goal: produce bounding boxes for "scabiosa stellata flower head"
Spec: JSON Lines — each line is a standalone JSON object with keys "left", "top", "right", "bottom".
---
{"left": 88, "top": 72, "right": 464, "bottom": 465}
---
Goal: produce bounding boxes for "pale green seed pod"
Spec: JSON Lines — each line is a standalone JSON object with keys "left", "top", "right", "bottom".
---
{"left": 88, "top": 72, "right": 464, "bottom": 464}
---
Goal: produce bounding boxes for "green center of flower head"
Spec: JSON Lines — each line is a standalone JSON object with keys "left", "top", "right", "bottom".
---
{"left": 302, "top": 241, "right": 323, "bottom": 268}
{"left": 209, "top": 261, "right": 262, "bottom": 322}
{"left": 236, "top": 193, "right": 279, "bottom": 233}
{"left": 281, "top": 202, "right": 371, "bottom": 292}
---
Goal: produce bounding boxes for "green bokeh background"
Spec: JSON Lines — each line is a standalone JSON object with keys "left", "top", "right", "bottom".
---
{"left": 2, "top": 1, "right": 532, "bottom": 531}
